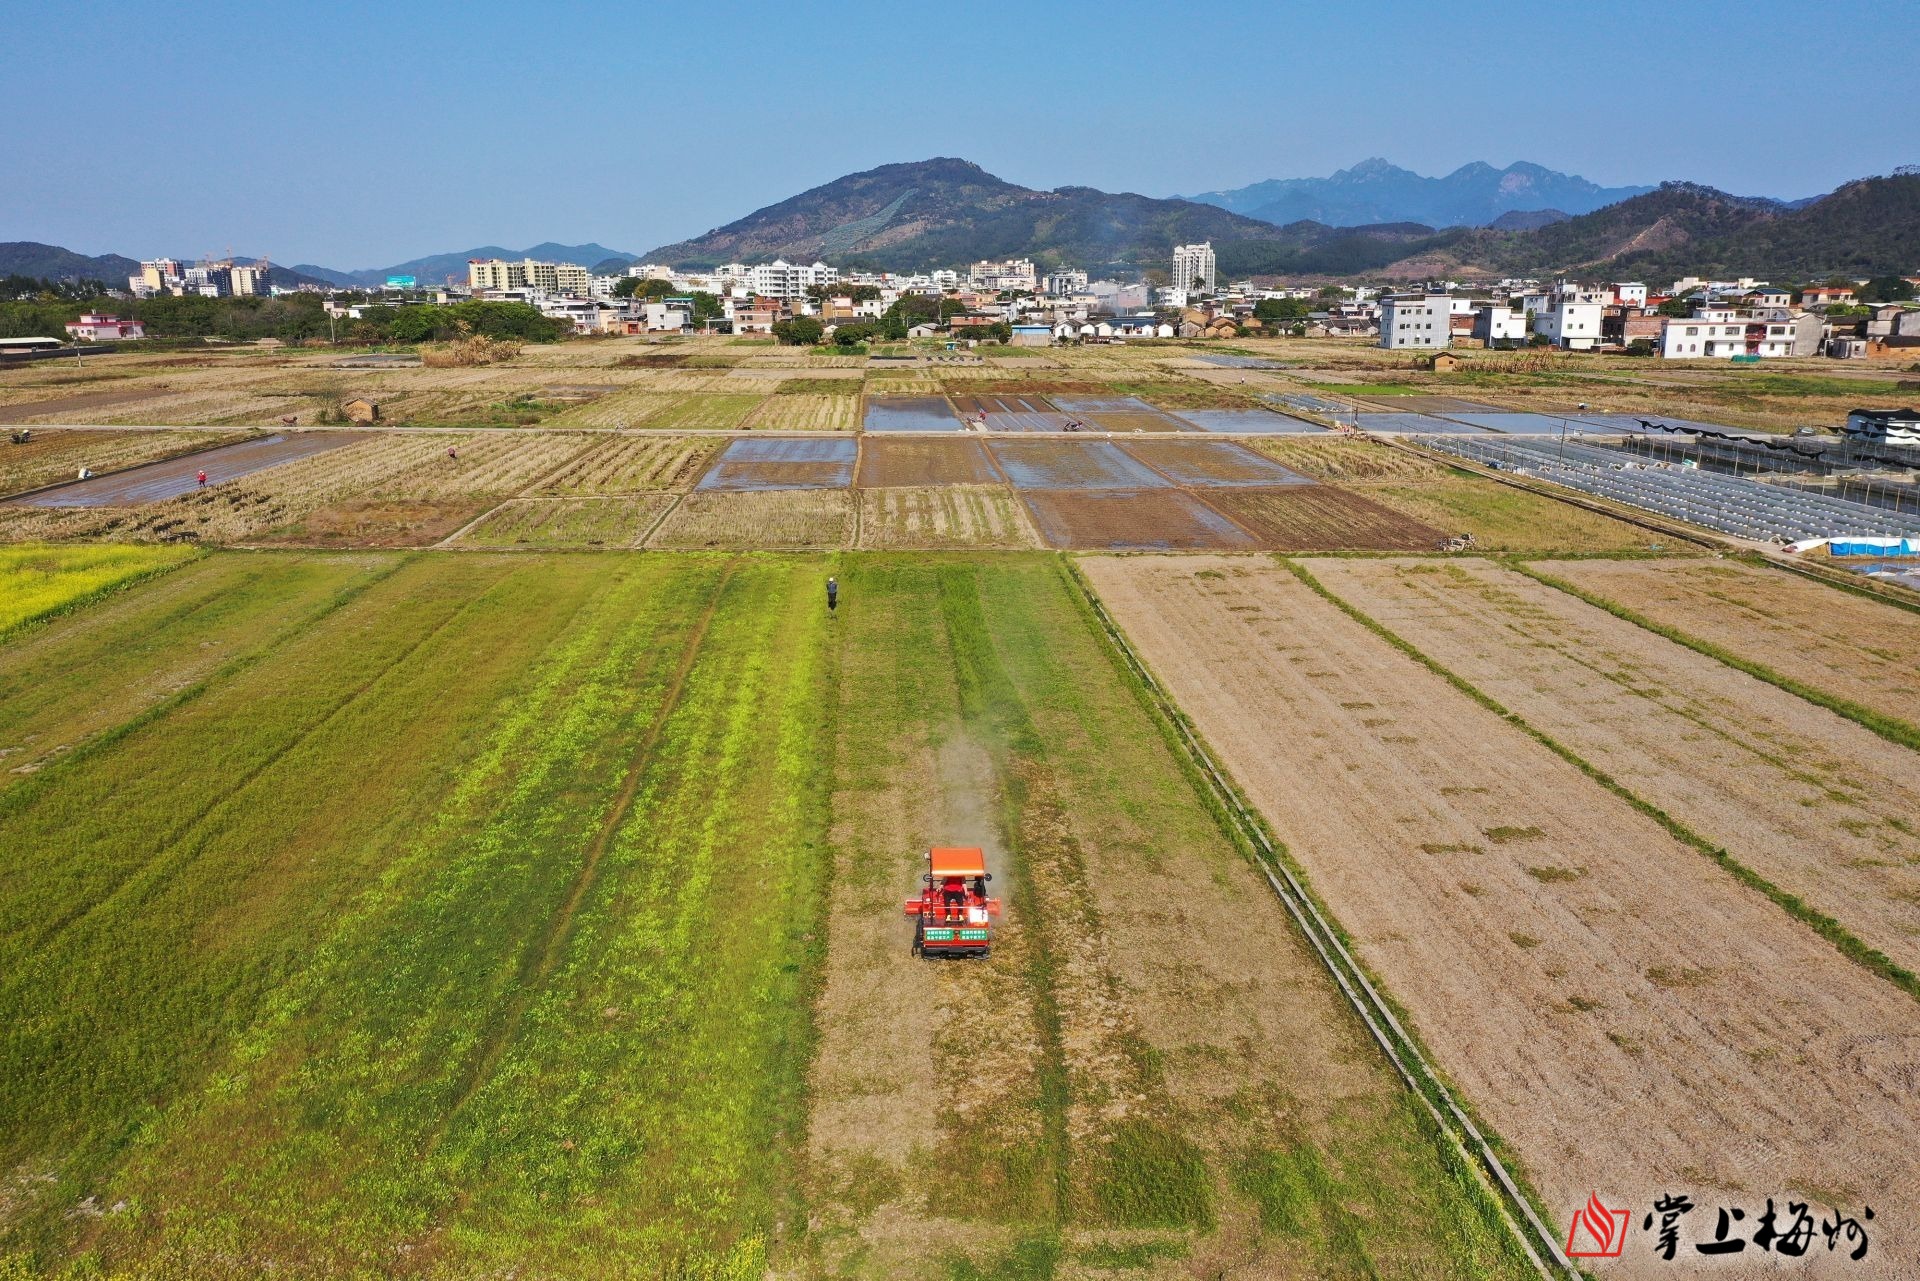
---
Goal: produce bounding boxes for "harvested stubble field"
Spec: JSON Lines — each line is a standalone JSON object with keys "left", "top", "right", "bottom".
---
{"left": 1354, "top": 476, "right": 1658, "bottom": 553}
{"left": 643, "top": 393, "right": 768, "bottom": 430}
{"left": 0, "top": 432, "right": 587, "bottom": 546}
{"left": 534, "top": 435, "right": 719, "bottom": 494}
{"left": 455, "top": 495, "right": 677, "bottom": 549}
{"left": 539, "top": 389, "right": 684, "bottom": 428}
{"left": 648, "top": 488, "right": 854, "bottom": 549}
{"left": 1083, "top": 554, "right": 1920, "bottom": 1275}
{"left": 856, "top": 437, "right": 998, "bottom": 487}
{"left": 0, "top": 552, "right": 1529, "bottom": 1279}
{"left": 1537, "top": 557, "right": 1920, "bottom": 733}
{"left": 1311, "top": 557, "right": 1920, "bottom": 976}
{"left": 743, "top": 393, "right": 861, "bottom": 432}
{"left": 0, "top": 429, "right": 229, "bottom": 497}
{"left": 855, "top": 486, "right": 1039, "bottom": 549}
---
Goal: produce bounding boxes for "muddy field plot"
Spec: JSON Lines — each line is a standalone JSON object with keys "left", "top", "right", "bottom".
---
{"left": 0, "top": 429, "right": 230, "bottom": 499}
{"left": 861, "top": 395, "right": 962, "bottom": 432}
{"left": 455, "top": 494, "right": 677, "bottom": 548}
{"left": 1020, "top": 489, "right": 1257, "bottom": 550}
{"left": 534, "top": 435, "right": 718, "bottom": 494}
{"left": 648, "top": 487, "right": 853, "bottom": 549}
{"left": 9, "top": 431, "right": 362, "bottom": 508}
{"left": 1205, "top": 486, "right": 1443, "bottom": 551}
{"left": 697, "top": 436, "right": 856, "bottom": 492}
{"left": 856, "top": 436, "right": 998, "bottom": 487}
{"left": 950, "top": 393, "right": 1067, "bottom": 432}
{"left": 855, "top": 486, "right": 1038, "bottom": 549}
{"left": 1082, "top": 555, "right": 1920, "bottom": 1272}
{"left": 1540, "top": 557, "right": 1920, "bottom": 731}
{"left": 1119, "top": 438, "right": 1313, "bottom": 488}
{"left": 989, "top": 440, "right": 1170, "bottom": 490}
{"left": 1314, "top": 557, "right": 1920, "bottom": 975}
{"left": 1048, "top": 393, "right": 1191, "bottom": 433}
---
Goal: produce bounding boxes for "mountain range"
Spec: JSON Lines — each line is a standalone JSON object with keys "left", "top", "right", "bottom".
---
{"left": 7, "top": 159, "right": 1916, "bottom": 291}
{"left": 1178, "top": 159, "right": 1656, "bottom": 229}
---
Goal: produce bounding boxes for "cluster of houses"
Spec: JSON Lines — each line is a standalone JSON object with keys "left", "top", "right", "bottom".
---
{"left": 1372, "top": 276, "right": 1920, "bottom": 360}
{"left": 64, "top": 242, "right": 1919, "bottom": 363}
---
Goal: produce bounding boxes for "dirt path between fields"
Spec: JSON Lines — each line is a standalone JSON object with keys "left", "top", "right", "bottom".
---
{"left": 1081, "top": 554, "right": 1920, "bottom": 1280}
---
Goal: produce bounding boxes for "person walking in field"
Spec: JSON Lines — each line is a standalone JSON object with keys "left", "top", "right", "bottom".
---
{"left": 196, "top": 469, "right": 208, "bottom": 487}
{"left": 826, "top": 576, "right": 838, "bottom": 614}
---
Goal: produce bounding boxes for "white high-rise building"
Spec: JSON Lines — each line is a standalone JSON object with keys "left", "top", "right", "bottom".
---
{"left": 1379, "top": 294, "right": 1451, "bottom": 349}
{"left": 743, "top": 259, "right": 838, "bottom": 299}
{"left": 1171, "top": 242, "right": 1216, "bottom": 294}
{"left": 468, "top": 258, "right": 592, "bottom": 295}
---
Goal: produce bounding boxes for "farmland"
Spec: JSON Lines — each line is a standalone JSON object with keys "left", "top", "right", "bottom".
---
{"left": 1083, "top": 554, "right": 1920, "bottom": 1272}
{"left": 0, "top": 541, "right": 196, "bottom": 634}
{"left": 6, "top": 326, "right": 1920, "bottom": 1276}
{"left": 0, "top": 552, "right": 1529, "bottom": 1279}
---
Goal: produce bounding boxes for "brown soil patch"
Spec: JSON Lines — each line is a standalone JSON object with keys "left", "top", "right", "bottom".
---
{"left": 1205, "top": 487, "right": 1442, "bottom": 551}
{"left": 0, "top": 388, "right": 166, "bottom": 423}
{"left": 1246, "top": 437, "right": 1448, "bottom": 482}
{"left": 1081, "top": 554, "right": 1920, "bottom": 1267}
{"left": 1314, "top": 557, "right": 1920, "bottom": 975}
{"left": 1020, "top": 489, "right": 1258, "bottom": 550}
{"left": 1120, "top": 439, "right": 1311, "bottom": 486}
{"left": 856, "top": 438, "right": 998, "bottom": 487}
{"left": 256, "top": 498, "right": 493, "bottom": 547}
{"left": 1540, "top": 558, "right": 1920, "bottom": 731}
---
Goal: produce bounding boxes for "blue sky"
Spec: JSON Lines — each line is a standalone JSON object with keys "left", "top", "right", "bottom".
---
{"left": 3, "top": 0, "right": 1912, "bottom": 269}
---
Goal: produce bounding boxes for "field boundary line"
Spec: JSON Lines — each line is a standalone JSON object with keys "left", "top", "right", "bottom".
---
{"left": 1505, "top": 558, "right": 1920, "bottom": 756}
{"left": 434, "top": 557, "right": 741, "bottom": 1128}
{"left": 631, "top": 490, "right": 684, "bottom": 549}
{"left": 1060, "top": 556, "right": 1570, "bottom": 1281}
{"left": 1287, "top": 557, "right": 1920, "bottom": 1007}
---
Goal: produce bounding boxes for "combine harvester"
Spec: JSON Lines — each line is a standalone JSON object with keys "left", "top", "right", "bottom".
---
{"left": 904, "top": 846, "right": 1001, "bottom": 958}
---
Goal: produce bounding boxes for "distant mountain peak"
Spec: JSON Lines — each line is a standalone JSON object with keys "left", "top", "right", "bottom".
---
{"left": 1180, "top": 159, "right": 1657, "bottom": 230}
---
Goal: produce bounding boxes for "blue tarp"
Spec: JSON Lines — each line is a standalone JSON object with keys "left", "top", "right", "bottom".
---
{"left": 1830, "top": 537, "right": 1919, "bottom": 556}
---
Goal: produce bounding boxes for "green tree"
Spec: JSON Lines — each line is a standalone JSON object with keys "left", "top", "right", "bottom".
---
{"left": 1657, "top": 296, "right": 1695, "bottom": 317}
{"left": 772, "top": 315, "right": 823, "bottom": 345}
{"left": 1859, "top": 276, "right": 1916, "bottom": 303}
{"left": 1253, "top": 297, "right": 1310, "bottom": 322}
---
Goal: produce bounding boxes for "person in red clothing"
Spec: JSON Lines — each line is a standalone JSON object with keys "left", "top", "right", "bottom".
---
{"left": 196, "top": 469, "right": 208, "bottom": 486}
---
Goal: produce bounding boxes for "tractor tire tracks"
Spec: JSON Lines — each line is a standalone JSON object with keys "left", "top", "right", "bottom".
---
{"left": 435, "top": 556, "right": 741, "bottom": 1134}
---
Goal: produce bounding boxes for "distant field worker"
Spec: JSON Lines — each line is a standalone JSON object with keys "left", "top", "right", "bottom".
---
{"left": 447, "top": 446, "right": 458, "bottom": 461}
{"left": 826, "top": 576, "right": 838, "bottom": 613}
{"left": 196, "top": 469, "right": 208, "bottom": 487}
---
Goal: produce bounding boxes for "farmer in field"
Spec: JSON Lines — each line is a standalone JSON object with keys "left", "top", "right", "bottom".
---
{"left": 826, "top": 576, "right": 838, "bottom": 614}
{"left": 196, "top": 469, "right": 208, "bottom": 487}
{"left": 447, "top": 446, "right": 458, "bottom": 461}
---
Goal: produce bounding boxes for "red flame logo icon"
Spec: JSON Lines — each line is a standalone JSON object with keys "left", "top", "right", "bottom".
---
{"left": 1567, "top": 1191, "right": 1629, "bottom": 1258}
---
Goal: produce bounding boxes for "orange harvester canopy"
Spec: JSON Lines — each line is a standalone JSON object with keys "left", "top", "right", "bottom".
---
{"left": 928, "top": 846, "right": 988, "bottom": 878}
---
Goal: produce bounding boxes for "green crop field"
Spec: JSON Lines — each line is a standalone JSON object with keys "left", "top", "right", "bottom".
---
{"left": 0, "top": 550, "right": 1528, "bottom": 1280}
{"left": 0, "top": 543, "right": 197, "bottom": 635}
